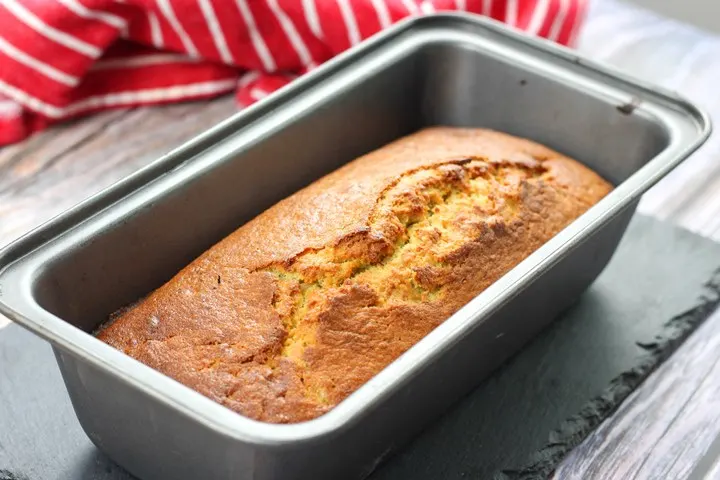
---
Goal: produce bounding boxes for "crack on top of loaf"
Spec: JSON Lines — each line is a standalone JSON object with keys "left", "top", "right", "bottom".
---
{"left": 254, "top": 157, "right": 548, "bottom": 400}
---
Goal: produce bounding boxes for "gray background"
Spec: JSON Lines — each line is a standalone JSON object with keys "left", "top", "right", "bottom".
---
{"left": 623, "top": 0, "right": 720, "bottom": 33}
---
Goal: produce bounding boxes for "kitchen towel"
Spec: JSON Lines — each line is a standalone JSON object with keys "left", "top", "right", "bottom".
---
{"left": 0, "top": 0, "right": 587, "bottom": 146}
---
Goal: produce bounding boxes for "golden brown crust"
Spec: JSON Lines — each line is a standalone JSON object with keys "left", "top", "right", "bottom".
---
{"left": 97, "top": 127, "right": 612, "bottom": 423}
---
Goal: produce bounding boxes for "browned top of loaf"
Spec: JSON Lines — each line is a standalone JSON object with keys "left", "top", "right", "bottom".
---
{"left": 97, "top": 127, "right": 612, "bottom": 423}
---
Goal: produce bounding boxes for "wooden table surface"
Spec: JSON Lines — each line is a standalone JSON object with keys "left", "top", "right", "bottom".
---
{"left": 2, "top": 0, "right": 720, "bottom": 478}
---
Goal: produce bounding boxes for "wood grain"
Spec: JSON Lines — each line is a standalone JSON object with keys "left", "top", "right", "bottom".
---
{"left": 0, "top": 96, "right": 236, "bottom": 247}
{"left": 553, "top": 308, "right": 720, "bottom": 479}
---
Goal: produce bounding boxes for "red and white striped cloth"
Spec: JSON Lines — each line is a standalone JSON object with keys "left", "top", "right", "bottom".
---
{"left": 0, "top": 0, "right": 587, "bottom": 146}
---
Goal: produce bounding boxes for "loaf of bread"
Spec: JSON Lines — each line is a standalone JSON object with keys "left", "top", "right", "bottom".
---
{"left": 97, "top": 128, "right": 611, "bottom": 423}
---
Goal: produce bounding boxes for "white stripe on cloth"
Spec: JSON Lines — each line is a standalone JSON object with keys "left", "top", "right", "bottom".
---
{"left": 266, "top": 0, "right": 315, "bottom": 67}
{"left": 156, "top": 0, "right": 199, "bottom": 57}
{"left": 420, "top": 1, "right": 435, "bottom": 14}
{"left": 336, "top": 0, "right": 361, "bottom": 46}
{"left": 0, "top": 100, "right": 21, "bottom": 117}
{"left": 548, "top": 0, "right": 571, "bottom": 42}
{"left": 302, "top": 0, "right": 323, "bottom": 38}
{"left": 455, "top": 0, "right": 466, "bottom": 11}
{"left": 249, "top": 87, "right": 268, "bottom": 101}
{"left": 89, "top": 53, "right": 201, "bottom": 70}
{"left": 566, "top": 2, "right": 584, "bottom": 47}
{"left": 482, "top": 0, "right": 492, "bottom": 17}
{"left": 198, "top": 0, "right": 235, "bottom": 64}
{"left": 527, "top": 0, "right": 550, "bottom": 35}
{"left": 401, "top": 0, "right": 421, "bottom": 16}
{"left": 370, "top": 0, "right": 392, "bottom": 29}
{"left": 3, "top": 0, "right": 103, "bottom": 58}
{"left": 505, "top": 0, "right": 518, "bottom": 26}
{"left": 148, "top": 11, "right": 164, "bottom": 48}
{"left": 0, "top": 36, "right": 80, "bottom": 87}
{"left": 0, "top": 78, "right": 237, "bottom": 119}
{"left": 55, "top": 0, "right": 129, "bottom": 33}
{"left": 238, "top": 70, "right": 261, "bottom": 88}
{"left": 234, "top": 0, "right": 277, "bottom": 72}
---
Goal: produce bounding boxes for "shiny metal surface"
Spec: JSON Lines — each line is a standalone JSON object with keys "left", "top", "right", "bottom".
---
{"left": 0, "top": 13, "right": 709, "bottom": 480}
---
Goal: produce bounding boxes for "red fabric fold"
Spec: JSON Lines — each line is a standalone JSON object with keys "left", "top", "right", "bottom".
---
{"left": 0, "top": 0, "right": 587, "bottom": 145}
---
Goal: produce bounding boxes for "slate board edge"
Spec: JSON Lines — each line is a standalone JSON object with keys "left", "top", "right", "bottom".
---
{"left": 0, "top": 469, "right": 29, "bottom": 480}
{"left": 495, "top": 268, "right": 720, "bottom": 480}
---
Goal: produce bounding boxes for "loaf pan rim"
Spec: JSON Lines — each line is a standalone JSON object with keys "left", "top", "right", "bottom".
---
{"left": 0, "top": 12, "right": 711, "bottom": 447}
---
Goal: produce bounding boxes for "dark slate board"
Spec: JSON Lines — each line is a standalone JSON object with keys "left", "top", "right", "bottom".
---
{"left": 1, "top": 215, "right": 720, "bottom": 480}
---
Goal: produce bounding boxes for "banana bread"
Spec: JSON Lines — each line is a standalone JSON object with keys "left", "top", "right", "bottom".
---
{"left": 97, "top": 127, "right": 612, "bottom": 423}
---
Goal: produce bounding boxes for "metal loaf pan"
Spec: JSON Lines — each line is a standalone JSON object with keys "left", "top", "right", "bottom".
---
{"left": 0, "top": 13, "right": 710, "bottom": 480}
